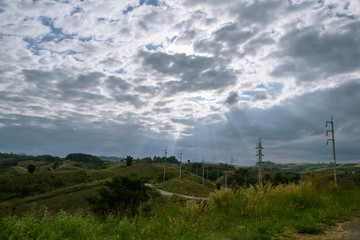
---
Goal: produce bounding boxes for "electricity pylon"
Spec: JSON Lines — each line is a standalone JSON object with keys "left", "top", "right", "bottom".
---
{"left": 256, "top": 138, "right": 264, "bottom": 186}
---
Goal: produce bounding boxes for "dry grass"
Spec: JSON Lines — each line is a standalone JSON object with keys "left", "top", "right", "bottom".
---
{"left": 160, "top": 179, "right": 214, "bottom": 197}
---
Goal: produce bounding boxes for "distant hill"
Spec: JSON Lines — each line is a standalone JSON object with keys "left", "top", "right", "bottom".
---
{"left": 98, "top": 156, "right": 125, "bottom": 162}
{"left": 257, "top": 161, "right": 360, "bottom": 173}
{"left": 0, "top": 152, "right": 111, "bottom": 173}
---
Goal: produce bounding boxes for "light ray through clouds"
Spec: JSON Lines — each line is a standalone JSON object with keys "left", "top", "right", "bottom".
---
{"left": 0, "top": 0, "right": 360, "bottom": 164}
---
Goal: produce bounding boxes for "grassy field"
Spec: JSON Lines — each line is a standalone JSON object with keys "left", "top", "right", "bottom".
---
{"left": 0, "top": 163, "right": 215, "bottom": 218}
{"left": 1, "top": 159, "right": 360, "bottom": 239}
{"left": 0, "top": 180, "right": 105, "bottom": 218}
{"left": 261, "top": 161, "right": 360, "bottom": 173}
{"left": 1, "top": 172, "right": 360, "bottom": 239}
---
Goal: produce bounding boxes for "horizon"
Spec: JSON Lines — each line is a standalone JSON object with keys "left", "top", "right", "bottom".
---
{"left": 1, "top": 0, "right": 360, "bottom": 164}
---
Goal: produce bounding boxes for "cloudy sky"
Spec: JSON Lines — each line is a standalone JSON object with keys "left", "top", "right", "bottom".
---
{"left": 1, "top": 0, "right": 360, "bottom": 165}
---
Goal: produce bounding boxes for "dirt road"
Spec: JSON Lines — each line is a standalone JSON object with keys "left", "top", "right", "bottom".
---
{"left": 144, "top": 183, "right": 210, "bottom": 200}
{"left": 278, "top": 215, "right": 360, "bottom": 239}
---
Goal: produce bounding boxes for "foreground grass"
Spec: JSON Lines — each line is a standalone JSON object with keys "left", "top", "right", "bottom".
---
{"left": 1, "top": 179, "right": 360, "bottom": 240}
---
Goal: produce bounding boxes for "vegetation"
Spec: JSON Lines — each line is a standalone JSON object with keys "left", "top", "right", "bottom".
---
{"left": 1, "top": 152, "right": 360, "bottom": 239}
{"left": 125, "top": 156, "right": 133, "bottom": 167}
{"left": 1, "top": 174, "right": 359, "bottom": 239}
{"left": 259, "top": 161, "right": 360, "bottom": 173}
{"left": 86, "top": 175, "right": 154, "bottom": 218}
{"left": 27, "top": 164, "right": 36, "bottom": 174}
{"left": 0, "top": 170, "right": 95, "bottom": 201}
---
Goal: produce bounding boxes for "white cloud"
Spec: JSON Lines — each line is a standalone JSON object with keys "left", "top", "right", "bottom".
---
{"left": 0, "top": 0, "right": 359, "bottom": 162}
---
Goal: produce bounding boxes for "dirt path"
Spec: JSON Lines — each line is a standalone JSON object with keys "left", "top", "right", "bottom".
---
{"left": 339, "top": 219, "right": 360, "bottom": 240}
{"left": 145, "top": 183, "right": 210, "bottom": 200}
{"left": 278, "top": 214, "right": 360, "bottom": 239}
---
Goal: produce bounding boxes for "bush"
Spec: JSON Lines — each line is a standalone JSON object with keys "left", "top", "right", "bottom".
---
{"left": 87, "top": 175, "right": 153, "bottom": 218}
{"left": 153, "top": 171, "right": 176, "bottom": 183}
{"left": 27, "top": 164, "right": 36, "bottom": 174}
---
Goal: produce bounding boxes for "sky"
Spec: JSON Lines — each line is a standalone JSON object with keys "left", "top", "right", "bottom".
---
{"left": 0, "top": 0, "right": 360, "bottom": 165}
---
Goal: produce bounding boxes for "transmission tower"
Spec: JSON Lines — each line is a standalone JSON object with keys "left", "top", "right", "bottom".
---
{"left": 256, "top": 138, "right": 264, "bottom": 186}
{"left": 326, "top": 116, "right": 337, "bottom": 185}
{"left": 163, "top": 146, "right": 167, "bottom": 183}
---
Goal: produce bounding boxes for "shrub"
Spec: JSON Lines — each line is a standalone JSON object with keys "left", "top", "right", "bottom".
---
{"left": 87, "top": 175, "right": 153, "bottom": 218}
{"left": 209, "top": 187, "right": 235, "bottom": 213}
{"left": 153, "top": 171, "right": 176, "bottom": 183}
{"left": 27, "top": 164, "right": 36, "bottom": 174}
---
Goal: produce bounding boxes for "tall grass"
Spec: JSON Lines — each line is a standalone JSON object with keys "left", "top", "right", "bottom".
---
{"left": 1, "top": 178, "right": 360, "bottom": 240}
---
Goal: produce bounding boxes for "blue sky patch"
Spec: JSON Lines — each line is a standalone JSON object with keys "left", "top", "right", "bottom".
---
{"left": 185, "top": 96, "right": 205, "bottom": 102}
{"left": 146, "top": 44, "right": 163, "bottom": 51}
{"left": 123, "top": 6, "right": 134, "bottom": 14}
{"left": 79, "top": 36, "right": 92, "bottom": 42}
{"left": 115, "top": 69, "right": 126, "bottom": 74}
{"left": 139, "top": 0, "right": 160, "bottom": 6}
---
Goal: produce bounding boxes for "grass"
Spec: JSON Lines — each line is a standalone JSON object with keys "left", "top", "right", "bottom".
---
{"left": 0, "top": 181, "right": 105, "bottom": 218}
{"left": 159, "top": 179, "right": 214, "bottom": 197}
{"left": 1, "top": 174, "right": 360, "bottom": 239}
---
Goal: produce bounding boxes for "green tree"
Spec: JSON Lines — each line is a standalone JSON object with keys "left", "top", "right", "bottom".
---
{"left": 27, "top": 163, "right": 36, "bottom": 174}
{"left": 52, "top": 161, "right": 59, "bottom": 169}
{"left": 87, "top": 175, "right": 151, "bottom": 217}
{"left": 126, "top": 155, "right": 133, "bottom": 166}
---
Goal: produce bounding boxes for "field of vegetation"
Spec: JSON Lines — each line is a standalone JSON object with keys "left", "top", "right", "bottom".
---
{"left": 1, "top": 152, "right": 360, "bottom": 239}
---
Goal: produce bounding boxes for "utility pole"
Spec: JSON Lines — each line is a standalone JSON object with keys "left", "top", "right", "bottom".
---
{"left": 326, "top": 116, "right": 337, "bottom": 185}
{"left": 224, "top": 159, "right": 228, "bottom": 188}
{"left": 163, "top": 146, "right": 167, "bottom": 183}
{"left": 179, "top": 152, "right": 182, "bottom": 180}
{"left": 256, "top": 138, "right": 264, "bottom": 186}
{"left": 202, "top": 158, "right": 205, "bottom": 185}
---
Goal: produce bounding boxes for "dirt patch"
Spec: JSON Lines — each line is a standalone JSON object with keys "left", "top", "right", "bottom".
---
{"left": 277, "top": 212, "right": 360, "bottom": 240}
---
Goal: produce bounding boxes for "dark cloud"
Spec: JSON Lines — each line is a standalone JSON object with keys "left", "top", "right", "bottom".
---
{"left": 106, "top": 76, "right": 132, "bottom": 92}
{"left": 105, "top": 76, "right": 146, "bottom": 107}
{"left": 252, "top": 93, "right": 268, "bottom": 102}
{"left": 214, "top": 23, "right": 255, "bottom": 46}
{"left": 194, "top": 23, "right": 257, "bottom": 57}
{"left": 243, "top": 34, "right": 275, "bottom": 56}
{"left": 58, "top": 72, "right": 104, "bottom": 90}
{"left": 230, "top": 0, "right": 283, "bottom": 27}
{"left": 139, "top": 51, "right": 237, "bottom": 94}
{"left": 171, "top": 118, "right": 195, "bottom": 126}
{"left": 0, "top": 113, "right": 166, "bottom": 157}
{"left": 225, "top": 91, "right": 239, "bottom": 106}
{"left": 179, "top": 80, "right": 360, "bottom": 163}
{"left": 271, "top": 21, "right": 360, "bottom": 82}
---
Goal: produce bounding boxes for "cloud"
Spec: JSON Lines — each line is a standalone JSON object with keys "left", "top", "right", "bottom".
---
{"left": 0, "top": 0, "right": 360, "bottom": 163}
{"left": 225, "top": 91, "right": 239, "bottom": 106}
{"left": 271, "top": 20, "right": 360, "bottom": 83}
{"left": 139, "top": 50, "right": 237, "bottom": 94}
{"left": 178, "top": 80, "right": 360, "bottom": 163}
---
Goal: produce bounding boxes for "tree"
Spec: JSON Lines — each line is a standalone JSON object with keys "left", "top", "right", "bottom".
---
{"left": 86, "top": 175, "right": 152, "bottom": 217}
{"left": 126, "top": 155, "right": 133, "bottom": 166}
{"left": 27, "top": 163, "right": 36, "bottom": 174}
{"left": 53, "top": 161, "right": 59, "bottom": 169}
